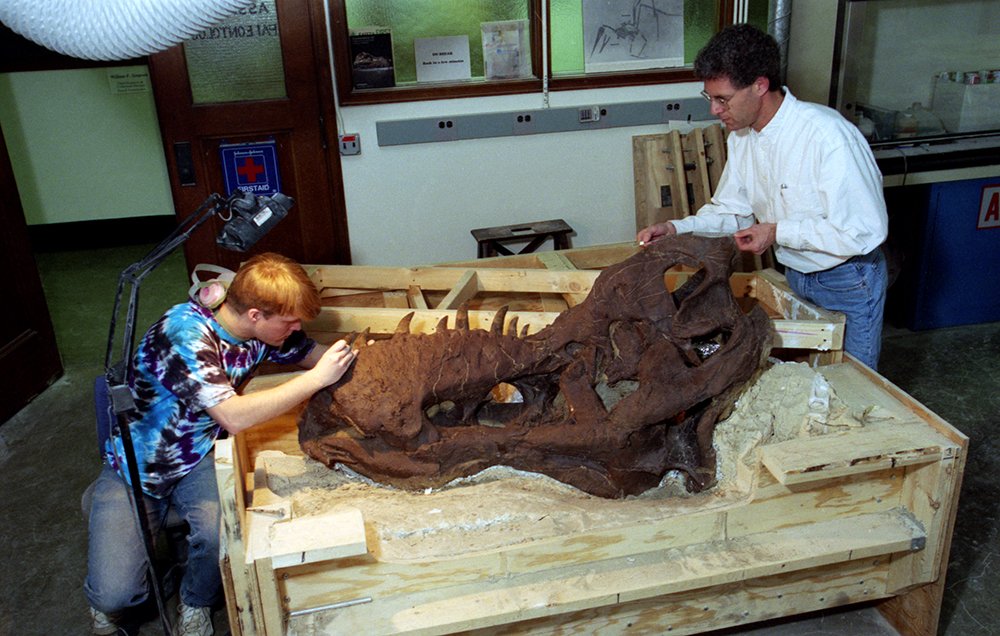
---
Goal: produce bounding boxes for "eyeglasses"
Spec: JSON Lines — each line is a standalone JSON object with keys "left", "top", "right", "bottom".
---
{"left": 700, "top": 85, "right": 751, "bottom": 109}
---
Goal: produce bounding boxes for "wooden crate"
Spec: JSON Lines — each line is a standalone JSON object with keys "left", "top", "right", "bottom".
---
{"left": 217, "top": 361, "right": 966, "bottom": 635}
{"left": 632, "top": 125, "right": 727, "bottom": 230}
{"left": 214, "top": 248, "right": 964, "bottom": 635}
{"left": 630, "top": 126, "right": 773, "bottom": 272}
{"left": 304, "top": 245, "right": 845, "bottom": 365}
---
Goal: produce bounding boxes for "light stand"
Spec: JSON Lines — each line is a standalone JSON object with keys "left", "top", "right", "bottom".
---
{"left": 101, "top": 190, "right": 293, "bottom": 635}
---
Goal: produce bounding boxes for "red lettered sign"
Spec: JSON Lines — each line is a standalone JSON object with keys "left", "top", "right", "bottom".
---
{"left": 979, "top": 184, "right": 1000, "bottom": 229}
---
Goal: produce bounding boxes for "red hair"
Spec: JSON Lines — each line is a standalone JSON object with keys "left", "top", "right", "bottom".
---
{"left": 225, "top": 252, "right": 320, "bottom": 320}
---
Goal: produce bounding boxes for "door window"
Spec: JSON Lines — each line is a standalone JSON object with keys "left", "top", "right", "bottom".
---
{"left": 183, "top": 0, "right": 287, "bottom": 104}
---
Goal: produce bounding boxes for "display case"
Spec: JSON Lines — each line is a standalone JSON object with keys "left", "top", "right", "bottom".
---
{"left": 831, "top": 0, "right": 1000, "bottom": 145}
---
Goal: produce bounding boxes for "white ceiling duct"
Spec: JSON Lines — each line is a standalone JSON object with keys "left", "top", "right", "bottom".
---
{"left": 0, "top": 0, "right": 258, "bottom": 61}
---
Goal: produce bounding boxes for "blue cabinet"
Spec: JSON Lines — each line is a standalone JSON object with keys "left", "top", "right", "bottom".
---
{"left": 890, "top": 177, "right": 1000, "bottom": 330}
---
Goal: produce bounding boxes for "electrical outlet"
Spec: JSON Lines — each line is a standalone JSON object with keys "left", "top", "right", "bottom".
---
{"left": 578, "top": 106, "right": 601, "bottom": 123}
{"left": 339, "top": 133, "right": 361, "bottom": 156}
{"left": 513, "top": 112, "right": 535, "bottom": 134}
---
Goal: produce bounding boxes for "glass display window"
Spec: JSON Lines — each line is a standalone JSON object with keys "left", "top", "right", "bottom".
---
{"left": 832, "top": 0, "right": 1000, "bottom": 145}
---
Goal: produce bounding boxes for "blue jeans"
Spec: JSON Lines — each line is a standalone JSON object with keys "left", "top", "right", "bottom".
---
{"left": 84, "top": 453, "right": 222, "bottom": 613}
{"left": 785, "top": 248, "right": 888, "bottom": 371}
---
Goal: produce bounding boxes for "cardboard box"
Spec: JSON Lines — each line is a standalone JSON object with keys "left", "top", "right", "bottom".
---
{"left": 931, "top": 79, "right": 1000, "bottom": 133}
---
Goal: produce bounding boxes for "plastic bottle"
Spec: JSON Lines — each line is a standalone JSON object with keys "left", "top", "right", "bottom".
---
{"left": 894, "top": 105, "right": 918, "bottom": 139}
{"left": 910, "top": 102, "right": 945, "bottom": 136}
{"left": 857, "top": 115, "right": 876, "bottom": 141}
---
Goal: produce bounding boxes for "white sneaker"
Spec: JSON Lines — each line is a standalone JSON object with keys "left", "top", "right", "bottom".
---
{"left": 89, "top": 607, "right": 121, "bottom": 636}
{"left": 177, "top": 602, "right": 213, "bottom": 636}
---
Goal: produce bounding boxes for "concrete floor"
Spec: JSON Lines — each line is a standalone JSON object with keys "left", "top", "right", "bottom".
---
{"left": 1, "top": 243, "right": 998, "bottom": 635}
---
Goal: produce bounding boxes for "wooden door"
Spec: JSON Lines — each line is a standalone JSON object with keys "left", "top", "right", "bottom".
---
{"left": 0, "top": 124, "right": 63, "bottom": 424}
{"left": 148, "top": 0, "right": 350, "bottom": 273}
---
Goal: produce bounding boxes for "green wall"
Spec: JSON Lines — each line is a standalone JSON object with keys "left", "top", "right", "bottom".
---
{"left": 0, "top": 66, "right": 173, "bottom": 225}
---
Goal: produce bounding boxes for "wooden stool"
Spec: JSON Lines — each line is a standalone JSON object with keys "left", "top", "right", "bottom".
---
{"left": 472, "top": 219, "right": 573, "bottom": 258}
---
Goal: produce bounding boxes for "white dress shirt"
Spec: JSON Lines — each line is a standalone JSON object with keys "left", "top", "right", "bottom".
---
{"left": 672, "top": 89, "right": 888, "bottom": 273}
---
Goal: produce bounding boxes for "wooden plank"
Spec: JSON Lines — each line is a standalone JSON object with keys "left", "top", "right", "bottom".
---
{"left": 771, "top": 319, "right": 840, "bottom": 352}
{"left": 536, "top": 251, "right": 587, "bottom": 308}
{"left": 687, "top": 126, "right": 713, "bottom": 211}
{"left": 382, "top": 290, "right": 410, "bottom": 308}
{"left": 267, "top": 508, "right": 368, "bottom": 568}
{"left": 308, "top": 307, "right": 559, "bottom": 337}
{"left": 885, "top": 459, "right": 957, "bottom": 589}
{"left": 879, "top": 451, "right": 965, "bottom": 635}
{"left": 439, "top": 242, "right": 637, "bottom": 270}
{"left": 839, "top": 361, "right": 968, "bottom": 447}
{"left": 436, "top": 269, "right": 480, "bottom": 310}
{"left": 215, "top": 439, "right": 263, "bottom": 636}
{"left": 666, "top": 129, "right": 690, "bottom": 219}
{"left": 752, "top": 269, "right": 838, "bottom": 322}
{"left": 407, "top": 285, "right": 428, "bottom": 310}
{"left": 285, "top": 510, "right": 922, "bottom": 635}
{"left": 535, "top": 250, "right": 577, "bottom": 271}
{"left": 464, "top": 558, "right": 891, "bottom": 635}
{"left": 254, "top": 557, "right": 284, "bottom": 636}
{"left": 281, "top": 504, "right": 730, "bottom": 607}
{"left": 703, "top": 123, "right": 727, "bottom": 192}
{"left": 310, "top": 264, "right": 599, "bottom": 295}
{"left": 760, "top": 426, "right": 951, "bottom": 486}
{"left": 632, "top": 133, "right": 662, "bottom": 232}
{"left": 725, "top": 466, "right": 903, "bottom": 538}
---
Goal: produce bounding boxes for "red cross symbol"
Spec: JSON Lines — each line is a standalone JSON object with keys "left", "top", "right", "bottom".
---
{"left": 236, "top": 156, "right": 265, "bottom": 183}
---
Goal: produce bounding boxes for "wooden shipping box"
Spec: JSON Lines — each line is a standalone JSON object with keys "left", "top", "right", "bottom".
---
{"left": 304, "top": 243, "right": 844, "bottom": 366}
{"left": 215, "top": 248, "right": 964, "bottom": 635}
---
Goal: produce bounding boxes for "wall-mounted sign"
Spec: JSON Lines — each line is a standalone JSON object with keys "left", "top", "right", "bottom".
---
{"left": 106, "top": 68, "right": 151, "bottom": 94}
{"left": 414, "top": 35, "right": 471, "bottom": 83}
{"left": 979, "top": 184, "right": 1000, "bottom": 229}
{"left": 220, "top": 141, "right": 282, "bottom": 198}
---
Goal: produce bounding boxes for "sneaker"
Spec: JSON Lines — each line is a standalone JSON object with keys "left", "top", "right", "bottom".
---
{"left": 177, "top": 602, "right": 213, "bottom": 636}
{"left": 89, "top": 607, "right": 121, "bottom": 636}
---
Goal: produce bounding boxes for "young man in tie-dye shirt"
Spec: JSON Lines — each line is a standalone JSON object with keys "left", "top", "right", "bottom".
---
{"left": 85, "top": 253, "right": 358, "bottom": 635}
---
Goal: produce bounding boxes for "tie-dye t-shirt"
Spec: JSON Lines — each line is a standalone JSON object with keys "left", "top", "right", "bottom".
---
{"left": 106, "top": 300, "right": 315, "bottom": 498}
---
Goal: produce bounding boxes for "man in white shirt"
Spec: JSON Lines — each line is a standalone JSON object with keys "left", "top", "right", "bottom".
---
{"left": 637, "top": 24, "right": 889, "bottom": 370}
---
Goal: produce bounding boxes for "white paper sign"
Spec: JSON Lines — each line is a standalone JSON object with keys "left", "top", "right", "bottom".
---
{"left": 415, "top": 36, "right": 472, "bottom": 83}
{"left": 106, "top": 69, "right": 151, "bottom": 94}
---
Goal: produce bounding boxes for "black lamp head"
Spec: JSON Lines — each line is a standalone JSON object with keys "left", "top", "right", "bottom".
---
{"left": 215, "top": 190, "right": 294, "bottom": 252}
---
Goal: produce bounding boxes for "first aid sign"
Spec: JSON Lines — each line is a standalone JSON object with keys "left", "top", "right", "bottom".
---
{"left": 979, "top": 184, "right": 1000, "bottom": 229}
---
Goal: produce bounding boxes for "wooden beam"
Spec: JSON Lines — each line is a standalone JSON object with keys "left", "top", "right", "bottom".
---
{"left": 382, "top": 290, "right": 409, "bottom": 308}
{"left": 308, "top": 307, "right": 560, "bottom": 336}
{"left": 435, "top": 269, "right": 480, "bottom": 310}
{"left": 309, "top": 264, "right": 599, "bottom": 295}
{"left": 407, "top": 285, "right": 428, "bottom": 310}
{"left": 536, "top": 251, "right": 588, "bottom": 308}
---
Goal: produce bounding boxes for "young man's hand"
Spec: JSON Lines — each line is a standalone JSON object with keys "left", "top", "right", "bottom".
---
{"left": 310, "top": 339, "right": 358, "bottom": 388}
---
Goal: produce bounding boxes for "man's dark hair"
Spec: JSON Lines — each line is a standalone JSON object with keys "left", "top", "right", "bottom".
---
{"left": 694, "top": 24, "right": 781, "bottom": 91}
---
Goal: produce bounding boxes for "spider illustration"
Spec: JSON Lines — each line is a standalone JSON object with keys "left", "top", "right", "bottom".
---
{"left": 590, "top": 0, "right": 678, "bottom": 59}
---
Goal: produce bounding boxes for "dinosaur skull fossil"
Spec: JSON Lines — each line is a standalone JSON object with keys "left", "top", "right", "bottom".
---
{"left": 299, "top": 235, "right": 773, "bottom": 498}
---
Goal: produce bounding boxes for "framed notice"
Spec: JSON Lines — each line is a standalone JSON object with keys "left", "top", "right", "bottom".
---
{"left": 583, "top": 0, "right": 685, "bottom": 73}
{"left": 414, "top": 35, "right": 472, "bottom": 83}
{"left": 482, "top": 20, "right": 531, "bottom": 79}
